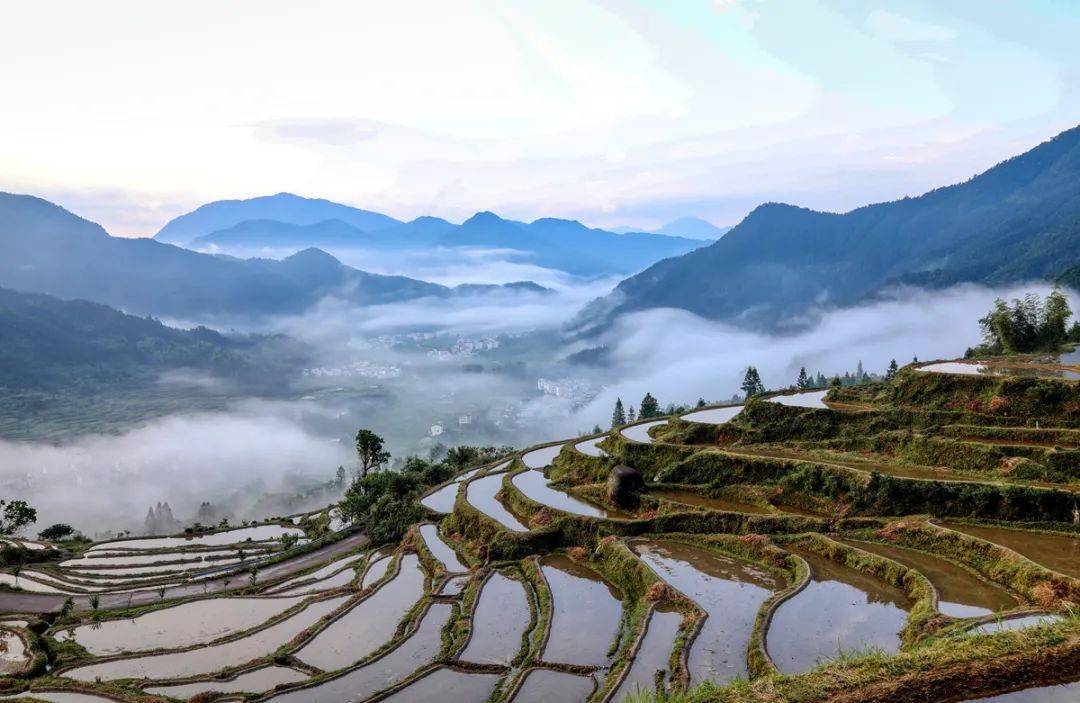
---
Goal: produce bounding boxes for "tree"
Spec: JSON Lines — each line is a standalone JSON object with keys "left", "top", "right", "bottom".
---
{"left": 1042, "top": 286, "right": 1072, "bottom": 349}
{"left": 696, "top": 397, "right": 707, "bottom": 408}
{"left": 740, "top": 367, "right": 765, "bottom": 398}
{"left": 639, "top": 393, "right": 660, "bottom": 419}
{"left": 335, "top": 466, "right": 347, "bottom": 489}
{"left": 38, "top": 523, "right": 75, "bottom": 541}
{"left": 0, "top": 500, "right": 36, "bottom": 536}
{"left": 796, "top": 367, "right": 810, "bottom": 389}
{"left": 885, "top": 359, "right": 899, "bottom": 381}
{"left": 354, "top": 429, "right": 390, "bottom": 480}
{"left": 829, "top": 375, "right": 842, "bottom": 388}
{"left": 611, "top": 398, "right": 626, "bottom": 428}
{"left": 627, "top": 406, "right": 636, "bottom": 423}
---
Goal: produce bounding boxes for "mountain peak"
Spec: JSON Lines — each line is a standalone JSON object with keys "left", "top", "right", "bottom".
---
{"left": 462, "top": 211, "right": 508, "bottom": 227}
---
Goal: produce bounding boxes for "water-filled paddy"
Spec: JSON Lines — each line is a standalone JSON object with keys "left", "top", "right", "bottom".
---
{"left": 680, "top": 405, "right": 743, "bottom": 424}
{"left": 272, "top": 566, "right": 356, "bottom": 596}
{"left": 265, "top": 603, "right": 452, "bottom": 703}
{"left": 63, "top": 595, "right": 349, "bottom": 681}
{"left": 512, "top": 470, "right": 615, "bottom": 519}
{"left": 466, "top": 473, "right": 529, "bottom": 531}
{"left": 959, "top": 679, "right": 1080, "bottom": 701}
{"left": 88, "top": 524, "right": 302, "bottom": 551}
{"left": 460, "top": 572, "right": 529, "bottom": 665}
{"left": 419, "top": 482, "right": 460, "bottom": 513}
{"left": 939, "top": 522, "right": 1080, "bottom": 579}
{"left": 0, "top": 630, "right": 28, "bottom": 674}
{"left": 575, "top": 436, "right": 608, "bottom": 456}
{"left": 620, "top": 420, "right": 667, "bottom": 443}
{"left": 768, "top": 389, "right": 829, "bottom": 409}
{"left": 840, "top": 539, "right": 1016, "bottom": 618}
{"left": 0, "top": 692, "right": 122, "bottom": 703}
{"left": 768, "top": 549, "right": 910, "bottom": 673}
{"left": 522, "top": 444, "right": 564, "bottom": 469}
{"left": 266, "top": 553, "right": 364, "bottom": 593}
{"left": 969, "top": 613, "right": 1063, "bottom": 635}
{"left": 60, "top": 548, "right": 254, "bottom": 568}
{"left": 0, "top": 573, "right": 69, "bottom": 594}
{"left": 610, "top": 605, "right": 681, "bottom": 701}
{"left": 920, "top": 361, "right": 987, "bottom": 375}
{"left": 540, "top": 555, "right": 622, "bottom": 667}
{"left": 145, "top": 665, "right": 308, "bottom": 697}
{"left": 361, "top": 553, "right": 392, "bottom": 589}
{"left": 293, "top": 554, "right": 425, "bottom": 671}
{"left": 652, "top": 489, "right": 771, "bottom": 515}
{"left": 65, "top": 558, "right": 244, "bottom": 577}
{"left": 513, "top": 669, "right": 594, "bottom": 702}
{"left": 633, "top": 540, "right": 779, "bottom": 684}
{"left": 55, "top": 595, "right": 306, "bottom": 655}
{"left": 419, "top": 523, "right": 467, "bottom": 572}
{"left": 377, "top": 667, "right": 501, "bottom": 703}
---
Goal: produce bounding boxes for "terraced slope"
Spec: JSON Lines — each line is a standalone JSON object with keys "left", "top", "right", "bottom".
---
{"left": 2, "top": 356, "right": 1080, "bottom": 702}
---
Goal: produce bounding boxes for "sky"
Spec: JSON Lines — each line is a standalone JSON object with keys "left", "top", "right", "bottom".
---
{"left": 1, "top": 0, "right": 1077, "bottom": 236}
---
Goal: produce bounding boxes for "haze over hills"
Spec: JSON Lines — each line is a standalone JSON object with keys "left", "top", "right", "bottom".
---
{"left": 584, "top": 124, "right": 1080, "bottom": 330}
{"left": 0, "top": 193, "right": 546, "bottom": 319}
{"left": 611, "top": 217, "right": 732, "bottom": 240}
{"left": 176, "top": 199, "right": 705, "bottom": 277}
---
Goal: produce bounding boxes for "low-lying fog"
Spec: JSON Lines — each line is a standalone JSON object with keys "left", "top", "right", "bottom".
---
{"left": 0, "top": 249, "right": 1067, "bottom": 538}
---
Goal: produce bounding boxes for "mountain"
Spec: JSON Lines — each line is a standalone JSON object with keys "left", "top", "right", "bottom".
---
{"left": 443, "top": 213, "right": 703, "bottom": 276}
{"left": 0, "top": 286, "right": 292, "bottom": 391}
{"left": 154, "top": 192, "right": 400, "bottom": 244}
{"left": 588, "top": 125, "right": 1080, "bottom": 329}
{"left": 655, "top": 217, "right": 731, "bottom": 240}
{"left": 0, "top": 193, "right": 445, "bottom": 318}
{"left": 610, "top": 217, "right": 731, "bottom": 240}
{"left": 172, "top": 199, "right": 702, "bottom": 276}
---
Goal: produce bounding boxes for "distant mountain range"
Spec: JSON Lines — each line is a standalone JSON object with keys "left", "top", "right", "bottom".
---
{"left": 610, "top": 217, "right": 731, "bottom": 240}
{"left": 165, "top": 195, "right": 704, "bottom": 277}
{"left": 0, "top": 193, "right": 550, "bottom": 319}
{"left": 580, "top": 124, "right": 1080, "bottom": 330}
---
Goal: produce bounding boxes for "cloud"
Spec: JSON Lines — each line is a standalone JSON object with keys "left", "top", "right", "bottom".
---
{"left": 0, "top": 401, "right": 352, "bottom": 537}
{"left": 866, "top": 9, "right": 958, "bottom": 43}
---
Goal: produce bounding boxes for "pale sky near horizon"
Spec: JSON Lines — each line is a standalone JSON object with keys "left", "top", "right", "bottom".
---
{"left": 1, "top": 0, "right": 1077, "bottom": 236}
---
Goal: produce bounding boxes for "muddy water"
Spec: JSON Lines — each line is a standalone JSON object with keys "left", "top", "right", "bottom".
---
{"left": 294, "top": 554, "right": 426, "bottom": 671}
{"left": 653, "top": 489, "right": 771, "bottom": 515}
{"left": 460, "top": 573, "right": 529, "bottom": 665}
{"left": 266, "top": 554, "right": 364, "bottom": 593}
{"left": 419, "top": 524, "right": 468, "bottom": 572}
{"left": 466, "top": 473, "right": 529, "bottom": 531}
{"left": 840, "top": 540, "right": 1017, "bottom": 619}
{"left": 64, "top": 595, "right": 349, "bottom": 681}
{"left": 633, "top": 540, "right": 779, "bottom": 685}
{"left": 513, "top": 669, "right": 595, "bottom": 702}
{"left": 575, "top": 437, "right": 608, "bottom": 457}
{"left": 265, "top": 603, "right": 452, "bottom": 703}
{"left": 439, "top": 575, "right": 470, "bottom": 596}
{"left": 523, "top": 444, "right": 565, "bottom": 469}
{"left": 970, "top": 613, "right": 1063, "bottom": 635}
{"left": 361, "top": 553, "right": 393, "bottom": 589}
{"left": 611, "top": 605, "right": 682, "bottom": 701}
{"left": 145, "top": 665, "right": 308, "bottom": 697}
{"left": 420, "top": 482, "right": 460, "bottom": 514}
{"left": 681, "top": 406, "right": 743, "bottom": 424}
{"left": 89, "top": 524, "right": 302, "bottom": 551}
{"left": 512, "top": 470, "right": 612, "bottom": 519}
{"left": 540, "top": 555, "right": 622, "bottom": 667}
{"left": 939, "top": 522, "right": 1080, "bottom": 579}
{"left": 621, "top": 420, "right": 668, "bottom": 444}
{"left": 769, "top": 390, "right": 829, "bottom": 409}
{"left": 960, "top": 680, "right": 1080, "bottom": 701}
{"left": 56, "top": 595, "right": 307, "bottom": 655}
{"left": 768, "top": 549, "right": 910, "bottom": 673}
{"left": 378, "top": 667, "right": 501, "bottom": 703}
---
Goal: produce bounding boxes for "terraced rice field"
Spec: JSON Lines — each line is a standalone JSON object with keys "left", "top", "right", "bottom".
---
{"left": 5, "top": 355, "right": 1080, "bottom": 703}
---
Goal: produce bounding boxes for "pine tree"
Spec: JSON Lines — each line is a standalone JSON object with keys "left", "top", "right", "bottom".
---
{"left": 815, "top": 372, "right": 827, "bottom": 388}
{"left": 885, "top": 359, "right": 899, "bottom": 381}
{"left": 611, "top": 398, "right": 626, "bottom": 428}
{"left": 627, "top": 406, "right": 637, "bottom": 422}
{"left": 639, "top": 393, "right": 660, "bottom": 419}
{"left": 856, "top": 360, "right": 865, "bottom": 382}
{"left": 741, "top": 367, "right": 765, "bottom": 398}
{"left": 796, "top": 367, "right": 810, "bottom": 389}
{"left": 696, "top": 397, "right": 707, "bottom": 408}
{"left": 592, "top": 424, "right": 602, "bottom": 434}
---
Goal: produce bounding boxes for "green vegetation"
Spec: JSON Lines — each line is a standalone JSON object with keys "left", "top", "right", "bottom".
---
{"left": 0, "top": 500, "right": 36, "bottom": 536}
{"left": 970, "top": 287, "right": 1077, "bottom": 356}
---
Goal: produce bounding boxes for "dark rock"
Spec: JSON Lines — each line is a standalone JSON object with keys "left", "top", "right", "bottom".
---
{"left": 606, "top": 465, "right": 645, "bottom": 508}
